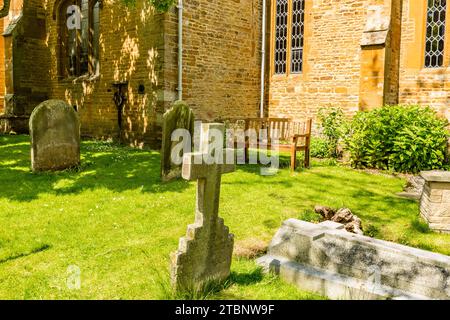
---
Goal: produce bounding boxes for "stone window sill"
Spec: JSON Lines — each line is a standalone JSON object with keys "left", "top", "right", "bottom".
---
{"left": 419, "top": 66, "right": 450, "bottom": 74}
{"left": 271, "top": 73, "right": 304, "bottom": 82}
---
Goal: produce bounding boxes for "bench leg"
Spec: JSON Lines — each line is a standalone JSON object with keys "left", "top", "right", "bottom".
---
{"left": 245, "top": 146, "right": 249, "bottom": 164}
{"left": 304, "top": 146, "right": 310, "bottom": 169}
{"left": 290, "top": 147, "right": 297, "bottom": 171}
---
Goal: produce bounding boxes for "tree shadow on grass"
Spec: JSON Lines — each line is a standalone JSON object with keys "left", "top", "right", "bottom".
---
{"left": 0, "top": 135, "right": 190, "bottom": 202}
{"left": 221, "top": 153, "right": 417, "bottom": 233}
{"left": 206, "top": 268, "right": 265, "bottom": 299}
{"left": 0, "top": 243, "right": 51, "bottom": 265}
{"left": 0, "top": 135, "right": 416, "bottom": 232}
{"left": 228, "top": 268, "right": 264, "bottom": 286}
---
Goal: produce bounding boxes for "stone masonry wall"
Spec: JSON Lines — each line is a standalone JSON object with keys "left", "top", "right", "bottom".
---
{"left": 0, "top": 16, "right": 4, "bottom": 114}
{"left": 163, "top": 0, "right": 263, "bottom": 121}
{"left": 269, "top": 0, "right": 370, "bottom": 121}
{"left": 420, "top": 172, "right": 450, "bottom": 234}
{"left": 384, "top": 0, "right": 402, "bottom": 106}
{"left": 10, "top": 0, "right": 50, "bottom": 116}
{"left": 0, "top": 0, "right": 25, "bottom": 114}
{"left": 2, "top": 0, "right": 449, "bottom": 144}
{"left": 0, "top": 0, "right": 23, "bottom": 114}
{"left": 420, "top": 181, "right": 450, "bottom": 233}
{"left": 268, "top": 0, "right": 404, "bottom": 122}
{"left": 42, "top": 0, "right": 165, "bottom": 148}
{"left": 2, "top": 0, "right": 263, "bottom": 146}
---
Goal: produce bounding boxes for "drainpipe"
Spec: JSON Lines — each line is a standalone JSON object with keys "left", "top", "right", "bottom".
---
{"left": 177, "top": 0, "right": 183, "bottom": 101}
{"left": 260, "top": 0, "right": 266, "bottom": 118}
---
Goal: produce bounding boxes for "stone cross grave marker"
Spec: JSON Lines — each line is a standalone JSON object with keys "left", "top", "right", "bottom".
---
{"left": 170, "top": 123, "right": 236, "bottom": 292}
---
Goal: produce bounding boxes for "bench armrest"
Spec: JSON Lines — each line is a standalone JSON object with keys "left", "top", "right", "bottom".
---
{"left": 292, "top": 133, "right": 310, "bottom": 138}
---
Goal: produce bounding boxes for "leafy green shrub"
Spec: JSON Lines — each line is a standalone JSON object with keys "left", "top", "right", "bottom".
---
{"left": 317, "top": 107, "right": 347, "bottom": 158}
{"left": 364, "top": 224, "right": 380, "bottom": 238}
{"left": 122, "top": 0, "right": 176, "bottom": 12}
{"left": 149, "top": 0, "right": 176, "bottom": 12}
{"left": 310, "top": 137, "right": 332, "bottom": 158}
{"left": 345, "top": 105, "right": 449, "bottom": 173}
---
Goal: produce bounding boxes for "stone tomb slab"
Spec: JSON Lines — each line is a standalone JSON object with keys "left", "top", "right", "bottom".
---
{"left": 257, "top": 219, "right": 450, "bottom": 300}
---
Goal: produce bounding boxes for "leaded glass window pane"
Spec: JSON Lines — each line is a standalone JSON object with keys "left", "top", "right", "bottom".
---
{"left": 274, "top": 0, "right": 288, "bottom": 74}
{"left": 291, "top": 0, "right": 305, "bottom": 73}
{"left": 92, "top": 1, "right": 100, "bottom": 75}
{"left": 66, "top": 5, "right": 78, "bottom": 77}
{"left": 60, "top": 0, "right": 101, "bottom": 78}
{"left": 67, "top": 27, "right": 77, "bottom": 76}
{"left": 425, "top": 0, "right": 446, "bottom": 68}
{"left": 80, "top": 0, "right": 89, "bottom": 75}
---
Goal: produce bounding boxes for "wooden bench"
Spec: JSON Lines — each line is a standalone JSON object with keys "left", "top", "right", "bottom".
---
{"left": 241, "top": 118, "right": 312, "bottom": 171}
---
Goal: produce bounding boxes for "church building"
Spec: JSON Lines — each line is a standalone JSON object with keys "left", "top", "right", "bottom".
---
{"left": 0, "top": 0, "right": 448, "bottom": 148}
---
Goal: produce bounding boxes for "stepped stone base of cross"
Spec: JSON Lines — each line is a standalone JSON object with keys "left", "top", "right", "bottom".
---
{"left": 170, "top": 123, "right": 235, "bottom": 292}
{"left": 170, "top": 216, "right": 234, "bottom": 292}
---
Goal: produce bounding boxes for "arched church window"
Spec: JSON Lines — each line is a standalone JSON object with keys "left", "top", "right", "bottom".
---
{"left": 425, "top": 0, "right": 447, "bottom": 68}
{"left": 59, "top": 0, "right": 101, "bottom": 78}
{"left": 273, "top": 0, "right": 306, "bottom": 75}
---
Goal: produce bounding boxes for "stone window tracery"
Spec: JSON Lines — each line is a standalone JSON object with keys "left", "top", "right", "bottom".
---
{"left": 425, "top": 0, "right": 447, "bottom": 68}
{"left": 273, "top": 0, "right": 306, "bottom": 75}
{"left": 274, "top": 0, "right": 288, "bottom": 74}
{"left": 290, "top": 0, "right": 305, "bottom": 73}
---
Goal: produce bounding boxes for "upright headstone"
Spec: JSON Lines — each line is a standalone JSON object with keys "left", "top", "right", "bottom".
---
{"left": 170, "top": 123, "right": 235, "bottom": 292}
{"left": 160, "top": 101, "right": 195, "bottom": 181}
{"left": 30, "top": 100, "right": 80, "bottom": 172}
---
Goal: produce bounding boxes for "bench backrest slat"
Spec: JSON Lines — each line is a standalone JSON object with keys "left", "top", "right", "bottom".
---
{"left": 244, "top": 118, "right": 311, "bottom": 142}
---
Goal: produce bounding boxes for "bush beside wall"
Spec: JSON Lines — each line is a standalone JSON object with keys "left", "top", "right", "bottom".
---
{"left": 344, "top": 105, "right": 449, "bottom": 173}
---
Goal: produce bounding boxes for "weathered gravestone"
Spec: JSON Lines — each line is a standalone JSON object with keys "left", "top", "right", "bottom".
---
{"left": 420, "top": 171, "right": 450, "bottom": 233}
{"left": 170, "top": 123, "right": 235, "bottom": 292}
{"left": 258, "top": 219, "right": 450, "bottom": 300}
{"left": 160, "top": 101, "right": 195, "bottom": 181}
{"left": 30, "top": 100, "right": 80, "bottom": 172}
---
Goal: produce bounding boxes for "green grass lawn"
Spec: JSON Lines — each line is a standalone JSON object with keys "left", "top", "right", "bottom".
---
{"left": 0, "top": 135, "right": 449, "bottom": 300}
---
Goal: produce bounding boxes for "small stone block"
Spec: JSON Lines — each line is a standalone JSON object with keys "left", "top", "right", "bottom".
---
{"left": 419, "top": 171, "right": 450, "bottom": 233}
